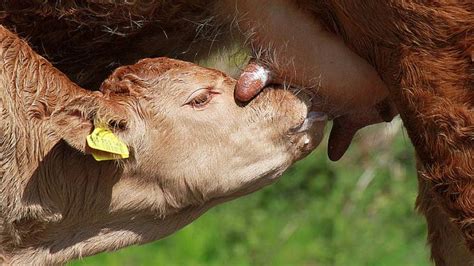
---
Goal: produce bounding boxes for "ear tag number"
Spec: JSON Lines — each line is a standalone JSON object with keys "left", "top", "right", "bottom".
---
{"left": 86, "top": 127, "right": 129, "bottom": 161}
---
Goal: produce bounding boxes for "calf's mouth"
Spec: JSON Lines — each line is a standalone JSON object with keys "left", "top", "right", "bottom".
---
{"left": 290, "top": 111, "right": 327, "bottom": 134}
{"left": 289, "top": 87, "right": 327, "bottom": 133}
{"left": 250, "top": 85, "right": 327, "bottom": 134}
{"left": 247, "top": 85, "right": 328, "bottom": 158}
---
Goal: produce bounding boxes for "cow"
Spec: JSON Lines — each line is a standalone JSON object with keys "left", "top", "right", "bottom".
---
{"left": 0, "top": 26, "right": 327, "bottom": 264}
{"left": 230, "top": 2, "right": 474, "bottom": 265}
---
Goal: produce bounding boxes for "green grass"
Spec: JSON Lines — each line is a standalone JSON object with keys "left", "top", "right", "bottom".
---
{"left": 71, "top": 119, "right": 431, "bottom": 266}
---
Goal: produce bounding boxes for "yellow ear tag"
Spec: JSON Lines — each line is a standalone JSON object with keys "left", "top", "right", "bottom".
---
{"left": 86, "top": 127, "right": 129, "bottom": 161}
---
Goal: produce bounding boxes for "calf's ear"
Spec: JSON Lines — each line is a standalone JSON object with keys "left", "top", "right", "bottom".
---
{"left": 52, "top": 93, "right": 129, "bottom": 153}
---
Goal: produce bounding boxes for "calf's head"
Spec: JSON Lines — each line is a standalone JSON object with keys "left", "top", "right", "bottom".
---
{"left": 6, "top": 58, "right": 326, "bottom": 263}
{"left": 93, "top": 58, "right": 326, "bottom": 205}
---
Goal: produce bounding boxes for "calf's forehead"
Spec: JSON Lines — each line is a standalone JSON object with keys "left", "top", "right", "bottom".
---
{"left": 158, "top": 66, "right": 235, "bottom": 93}
{"left": 166, "top": 65, "right": 231, "bottom": 84}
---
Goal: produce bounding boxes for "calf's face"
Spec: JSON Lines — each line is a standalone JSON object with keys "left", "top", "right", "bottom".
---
{"left": 98, "top": 58, "right": 326, "bottom": 208}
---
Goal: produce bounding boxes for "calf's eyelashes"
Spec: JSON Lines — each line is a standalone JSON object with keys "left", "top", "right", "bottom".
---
{"left": 184, "top": 88, "right": 220, "bottom": 110}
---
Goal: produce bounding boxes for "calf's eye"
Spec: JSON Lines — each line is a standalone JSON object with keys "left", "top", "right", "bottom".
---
{"left": 191, "top": 92, "right": 211, "bottom": 108}
{"left": 185, "top": 88, "right": 219, "bottom": 110}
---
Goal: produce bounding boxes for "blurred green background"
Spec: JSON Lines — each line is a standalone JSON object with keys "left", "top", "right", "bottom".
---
{"left": 71, "top": 119, "right": 430, "bottom": 266}
{"left": 70, "top": 52, "right": 430, "bottom": 266}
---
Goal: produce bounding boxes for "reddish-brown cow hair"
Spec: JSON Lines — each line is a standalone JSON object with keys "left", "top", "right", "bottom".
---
{"left": 311, "top": 2, "right": 474, "bottom": 258}
{"left": 307, "top": 3, "right": 474, "bottom": 262}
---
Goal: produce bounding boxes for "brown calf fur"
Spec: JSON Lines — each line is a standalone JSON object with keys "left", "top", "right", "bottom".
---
{"left": 1, "top": 1, "right": 473, "bottom": 265}
{"left": 0, "top": 26, "right": 327, "bottom": 264}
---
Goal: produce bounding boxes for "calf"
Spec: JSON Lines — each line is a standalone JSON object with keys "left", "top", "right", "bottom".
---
{"left": 0, "top": 26, "right": 326, "bottom": 264}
